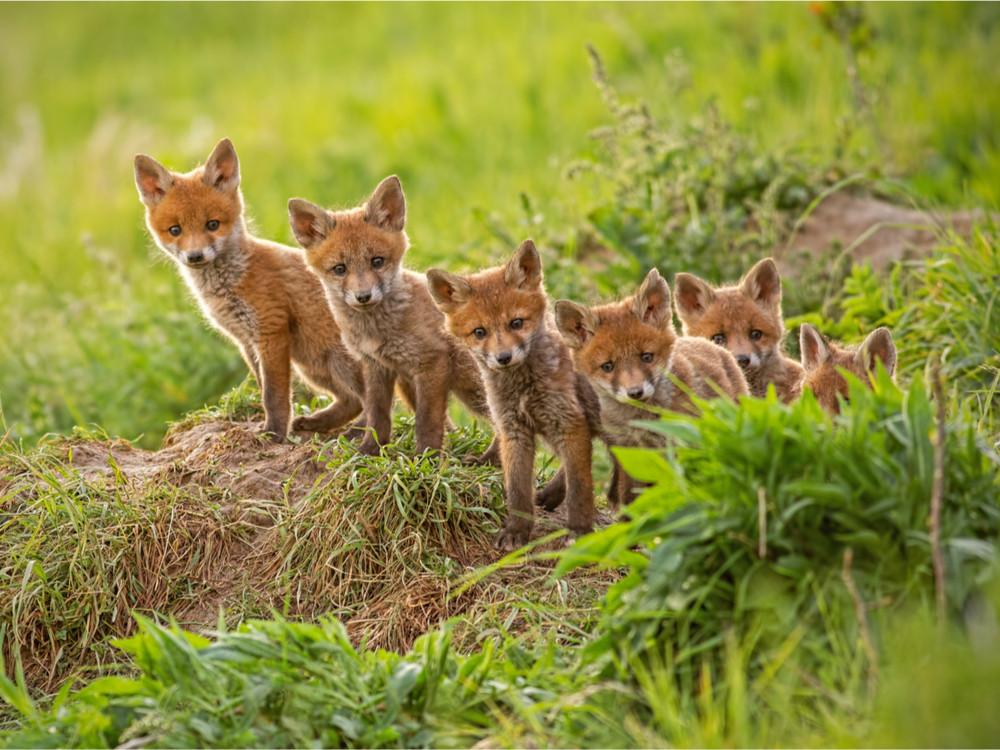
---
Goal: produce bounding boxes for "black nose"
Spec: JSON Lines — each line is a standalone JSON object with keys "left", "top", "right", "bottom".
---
{"left": 187, "top": 250, "right": 204, "bottom": 263}
{"left": 627, "top": 386, "right": 645, "bottom": 399}
{"left": 736, "top": 354, "right": 751, "bottom": 368}
{"left": 496, "top": 352, "right": 512, "bottom": 365}
{"left": 355, "top": 291, "right": 372, "bottom": 304}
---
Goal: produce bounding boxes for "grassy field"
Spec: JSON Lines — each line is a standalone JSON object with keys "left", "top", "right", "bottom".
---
{"left": 1, "top": 2, "right": 998, "bottom": 446}
{"left": 1, "top": 4, "right": 999, "bottom": 747}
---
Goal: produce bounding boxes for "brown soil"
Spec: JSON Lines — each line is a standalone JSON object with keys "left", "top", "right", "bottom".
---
{"left": 777, "top": 191, "right": 982, "bottom": 272}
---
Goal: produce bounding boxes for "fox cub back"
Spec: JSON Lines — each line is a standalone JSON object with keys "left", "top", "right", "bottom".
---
{"left": 674, "top": 258, "right": 804, "bottom": 403}
{"left": 134, "top": 138, "right": 364, "bottom": 441}
{"left": 288, "top": 177, "right": 495, "bottom": 461}
{"left": 799, "top": 324, "right": 897, "bottom": 413}
{"left": 556, "top": 268, "right": 747, "bottom": 506}
{"left": 428, "top": 240, "right": 601, "bottom": 550}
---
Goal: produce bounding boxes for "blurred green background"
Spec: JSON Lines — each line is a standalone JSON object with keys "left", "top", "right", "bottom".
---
{"left": 1, "top": 2, "right": 997, "bottom": 447}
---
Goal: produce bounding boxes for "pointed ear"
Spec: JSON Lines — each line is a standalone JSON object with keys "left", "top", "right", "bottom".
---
{"left": 799, "top": 324, "right": 831, "bottom": 373}
{"left": 426, "top": 269, "right": 472, "bottom": 313}
{"left": 288, "top": 199, "right": 335, "bottom": 249}
{"left": 202, "top": 138, "right": 240, "bottom": 193}
{"left": 673, "top": 272, "right": 715, "bottom": 324}
{"left": 856, "top": 327, "right": 897, "bottom": 377}
{"left": 555, "top": 300, "right": 600, "bottom": 350}
{"left": 364, "top": 175, "right": 406, "bottom": 232}
{"left": 741, "top": 258, "right": 782, "bottom": 309}
{"left": 134, "top": 154, "right": 173, "bottom": 206}
{"left": 631, "top": 268, "right": 673, "bottom": 329}
{"left": 504, "top": 239, "right": 543, "bottom": 289}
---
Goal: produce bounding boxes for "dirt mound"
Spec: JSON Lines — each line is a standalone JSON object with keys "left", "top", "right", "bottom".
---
{"left": 3, "top": 417, "right": 617, "bottom": 689}
{"left": 779, "top": 191, "right": 982, "bottom": 271}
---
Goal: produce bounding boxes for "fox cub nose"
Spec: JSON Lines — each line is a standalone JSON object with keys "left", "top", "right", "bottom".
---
{"left": 186, "top": 250, "right": 204, "bottom": 264}
{"left": 627, "top": 385, "right": 646, "bottom": 399}
{"left": 355, "top": 291, "right": 372, "bottom": 304}
{"left": 495, "top": 352, "right": 512, "bottom": 366}
{"left": 736, "top": 354, "right": 751, "bottom": 368}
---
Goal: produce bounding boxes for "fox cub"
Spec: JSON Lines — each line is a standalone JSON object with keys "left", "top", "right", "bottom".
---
{"left": 556, "top": 268, "right": 748, "bottom": 507}
{"left": 287, "top": 176, "right": 496, "bottom": 460}
{"left": 798, "top": 324, "right": 897, "bottom": 414}
{"left": 134, "top": 138, "right": 363, "bottom": 441}
{"left": 427, "top": 240, "right": 602, "bottom": 550}
{"left": 674, "top": 258, "right": 804, "bottom": 403}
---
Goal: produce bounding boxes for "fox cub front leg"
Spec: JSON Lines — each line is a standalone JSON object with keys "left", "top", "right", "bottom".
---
{"left": 495, "top": 428, "right": 537, "bottom": 551}
{"left": 256, "top": 334, "right": 293, "bottom": 441}
{"left": 357, "top": 358, "right": 396, "bottom": 456}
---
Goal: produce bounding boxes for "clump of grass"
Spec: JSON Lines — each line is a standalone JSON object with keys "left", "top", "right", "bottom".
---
{"left": 559, "top": 370, "right": 1000, "bottom": 716}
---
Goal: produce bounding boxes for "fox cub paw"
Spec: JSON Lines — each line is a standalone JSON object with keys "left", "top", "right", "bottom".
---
{"left": 494, "top": 518, "right": 533, "bottom": 552}
{"left": 256, "top": 421, "right": 287, "bottom": 443}
{"left": 534, "top": 477, "right": 566, "bottom": 512}
{"left": 462, "top": 437, "right": 501, "bottom": 467}
{"left": 291, "top": 413, "right": 329, "bottom": 433}
{"left": 356, "top": 437, "right": 382, "bottom": 457}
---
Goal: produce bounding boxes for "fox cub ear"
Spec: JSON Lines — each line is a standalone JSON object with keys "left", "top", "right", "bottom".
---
{"left": 365, "top": 175, "right": 406, "bottom": 232}
{"left": 741, "top": 258, "right": 782, "bottom": 310}
{"left": 426, "top": 269, "right": 472, "bottom": 313}
{"left": 798, "top": 323, "right": 831, "bottom": 373}
{"left": 203, "top": 138, "right": 241, "bottom": 193}
{"left": 857, "top": 327, "right": 897, "bottom": 378}
{"left": 555, "top": 300, "right": 600, "bottom": 349}
{"left": 288, "top": 199, "right": 336, "bottom": 249}
{"left": 673, "top": 272, "right": 715, "bottom": 323}
{"left": 632, "top": 268, "right": 673, "bottom": 329}
{"left": 504, "top": 239, "right": 543, "bottom": 290}
{"left": 134, "top": 154, "right": 173, "bottom": 206}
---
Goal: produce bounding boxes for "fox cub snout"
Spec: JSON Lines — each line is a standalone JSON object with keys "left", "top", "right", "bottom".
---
{"left": 428, "top": 239, "right": 601, "bottom": 550}
{"left": 799, "top": 324, "right": 897, "bottom": 414}
{"left": 674, "top": 258, "right": 804, "bottom": 403}
{"left": 133, "top": 138, "right": 364, "bottom": 441}
{"left": 289, "top": 176, "right": 497, "bottom": 461}
{"left": 556, "top": 268, "right": 748, "bottom": 507}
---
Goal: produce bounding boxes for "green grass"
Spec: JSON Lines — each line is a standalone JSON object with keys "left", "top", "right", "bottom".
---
{"left": 1, "top": 3, "right": 999, "bottom": 446}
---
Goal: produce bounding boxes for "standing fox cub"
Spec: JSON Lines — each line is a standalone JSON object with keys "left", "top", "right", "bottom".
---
{"left": 799, "top": 324, "right": 897, "bottom": 414}
{"left": 428, "top": 240, "right": 601, "bottom": 550}
{"left": 556, "top": 268, "right": 748, "bottom": 507}
{"left": 134, "top": 138, "right": 364, "bottom": 441}
{"left": 288, "top": 176, "right": 496, "bottom": 461}
{"left": 674, "top": 258, "right": 804, "bottom": 403}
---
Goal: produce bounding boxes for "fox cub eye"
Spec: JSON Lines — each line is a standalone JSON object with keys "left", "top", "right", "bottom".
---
{"left": 205, "top": 220, "right": 220, "bottom": 231}
{"left": 749, "top": 329, "right": 763, "bottom": 341}
{"left": 601, "top": 361, "right": 614, "bottom": 373}
{"left": 331, "top": 264, "right": 347, "bottom": 276}
{"left": 640, "top": 352, "right": 654, "bottom": 364}
{"left": 509, "top": 318, "right": 524, "bottom": 331}
{"left": 473, "top": 328, "right": 487, "bottom": 340}
{"left": 168, "top": 225, "right": 182, "bottom": 237}
{"left": 711, "top": 333, "right": 727, "bottom": 346}
{"left": 371, "top": 257, "right": 384, "bottom": 269}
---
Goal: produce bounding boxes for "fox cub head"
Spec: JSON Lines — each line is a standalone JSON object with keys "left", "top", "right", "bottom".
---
{"left": 426, "top": 239, "right": 548, "bottom": 371}
{"left": 674, "top": 258, "right": 787, "bottom": 376}
{"left": 799, "top": 324, "right": 897, "bottom": 414}
{"left": 288, "top": 176, "right": 409, "bottom": 310}
{"left": 555, "top": 268, "right": 676, "bottom": 403}
{"left": 134, "top": 138, "right": 245, "bottom": 267}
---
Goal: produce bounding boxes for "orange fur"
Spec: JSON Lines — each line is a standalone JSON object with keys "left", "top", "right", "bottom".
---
{"left": 674, "top": 258, "right": 804, "bottom": 402}
{"left": 799, "top": 324, "right": 897, "bottom": 413}
{"left": 134, "top": 138, "right": 363, "bottom": 441}
{"left": 288, "top": 177, "right": 496, "bottom": 461}
{"left": 556, "top": 268, "right": 748, "bottom": 506}
{"left": 428, "top": 240, "right": 601, "bottom": 550}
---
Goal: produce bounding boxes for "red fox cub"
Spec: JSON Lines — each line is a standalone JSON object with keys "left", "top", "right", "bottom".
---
{"left": 427, "top": 239, "right": 601, "bottom": 550}
{"left": 556, "top": 268, "right": 748, "bottom": 507}
{"left": 287, "top": 176, "right": 496, "bottom": 461}
{"left": 134, "top": 138, "right": 363, "bottom": 441}
{"left": 798, "top": 324, "right": 897, "bottom": 414}
{"left": 673, "top": 258, "right": 804, "bottom": 403}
